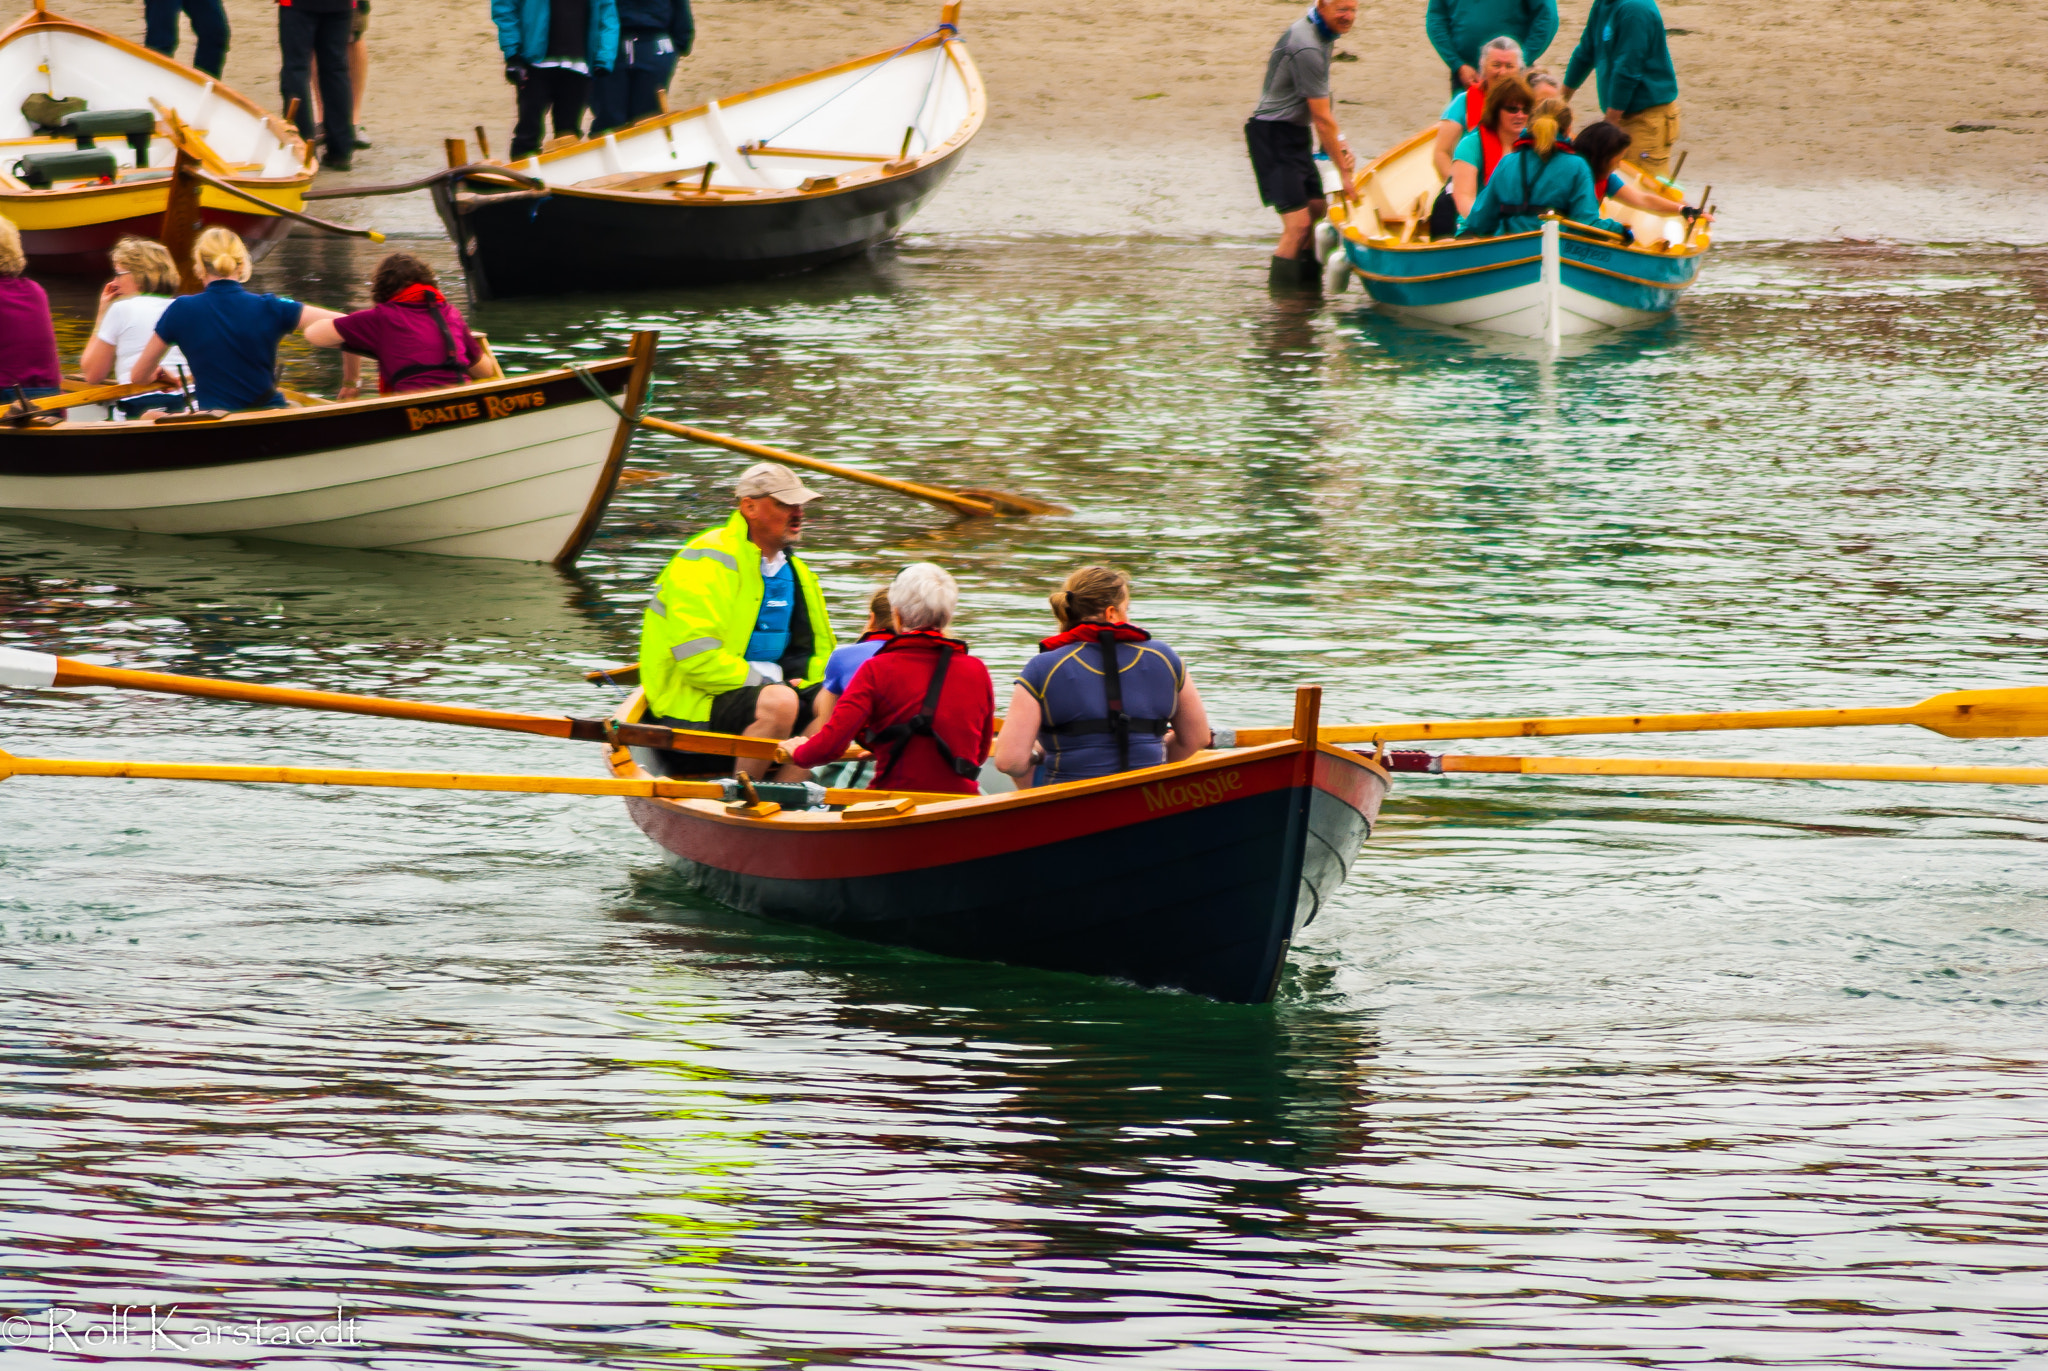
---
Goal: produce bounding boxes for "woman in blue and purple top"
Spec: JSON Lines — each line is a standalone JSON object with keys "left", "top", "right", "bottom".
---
{"left": 992, "top": 566, "right": 1211, "bottom": 790}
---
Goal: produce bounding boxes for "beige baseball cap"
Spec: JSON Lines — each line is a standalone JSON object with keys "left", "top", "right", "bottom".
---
{"left": 734, "top": 462, "right": 822, "bottom": 504}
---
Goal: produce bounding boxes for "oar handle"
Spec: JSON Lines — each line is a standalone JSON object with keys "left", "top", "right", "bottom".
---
{"left": 1222, "top": 704, "right": 1918, "bottom": 748}
{"left": 636, "top": 415, "right": 1000, "bottom": 518}
{"left": 10, "top": 379, "right": 167, "bottom": 417}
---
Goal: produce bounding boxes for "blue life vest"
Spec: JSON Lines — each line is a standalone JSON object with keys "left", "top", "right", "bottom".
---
{"left": 745, "top": 556, "right": 795, "bottom": 663}
{"left": 1015, "top": 622, "right": 1185, "bottom": 784}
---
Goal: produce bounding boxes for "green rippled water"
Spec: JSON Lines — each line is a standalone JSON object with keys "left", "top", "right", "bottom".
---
{"left": 2, "top": 235, "right": 2044, "bottom": 1367}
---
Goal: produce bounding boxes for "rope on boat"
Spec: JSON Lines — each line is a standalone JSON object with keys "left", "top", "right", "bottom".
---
{"left": 759, "top": 26, "right": 949, "bottom": 150}
{"left": 569, "top": 361, "right": 646, "bottom": 423}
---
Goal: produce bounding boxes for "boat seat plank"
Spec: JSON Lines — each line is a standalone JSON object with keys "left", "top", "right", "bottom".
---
{"left": 572, "top": 165, "right": 715, "bottom": 192}
{"left": 736, "top": 143, "right": 891, "bottom": 163}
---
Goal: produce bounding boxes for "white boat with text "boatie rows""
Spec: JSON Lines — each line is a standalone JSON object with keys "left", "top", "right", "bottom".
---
{"left": 0, "top": 334, "right": 655, "bottom": 565}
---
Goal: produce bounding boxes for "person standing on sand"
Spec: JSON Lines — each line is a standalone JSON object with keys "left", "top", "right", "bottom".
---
{"left": 277, "top": 0, "right": 355, "bottom": 170}
{"left": 495, "top": 0, "right": 620, "bottom": 159}
{"left": 1245, "top": 0, "right": 1359, "bottom": 291}
{"left": 1562, "top": 0, "right": 1680, "bottom": 179}
{"left": 589, "top": 0, "right": 692, "bottom": 135}
{"left": 1425, "top": 0, "right": 1555, "bottom": 96}
{"left": 144, "top": 0, "right": 229, "bottom": 77}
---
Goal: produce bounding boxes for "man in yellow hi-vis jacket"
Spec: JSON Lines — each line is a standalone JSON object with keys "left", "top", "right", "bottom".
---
{"left": 639, "top": 463, "right": 837, "bottom": 778}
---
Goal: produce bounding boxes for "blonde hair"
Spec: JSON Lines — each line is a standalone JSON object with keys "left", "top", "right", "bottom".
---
{"left": 193, "top": 226, "right": 251, "bottom": 282}
{"left": 1048, "top": 566, "right": 1129, "bottom": 630}
{"left": 1528, "top": 97, "right": 1573, "bottom": 156}
{"left": 110, "top": 236, "right": 179, "bottom": 295}
{"left": 0, "top": 215, "right": 24, "bottom": 277}
{"left": 866, "top": 586, "right": 896, "bottom": 633}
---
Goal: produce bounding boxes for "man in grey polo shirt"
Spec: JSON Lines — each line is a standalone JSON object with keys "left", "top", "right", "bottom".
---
{"left": 1245, "top": 0, "right": 1359, "bottom": 290}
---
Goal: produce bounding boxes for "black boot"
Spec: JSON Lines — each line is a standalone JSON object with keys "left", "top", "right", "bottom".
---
{"left": 1297, "top": 254, "right": 1324, "bottom": 290}
{"left": 1269, "top": 254, "right": 1307, "bottom": 289}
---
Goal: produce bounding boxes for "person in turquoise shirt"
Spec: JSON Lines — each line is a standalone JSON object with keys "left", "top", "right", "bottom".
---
{"left": 1425, "top": 0, "right": 1555, "bottom": 95}
{"left": 1562, "top": 0, "right": 1681, "bottom": 178}
{"left": 1458, "top": 101, "right": 1630, "bottom": 240}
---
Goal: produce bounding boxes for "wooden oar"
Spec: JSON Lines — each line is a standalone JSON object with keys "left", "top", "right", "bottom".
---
{"left": 0, "top": 750, "right": 958, "bottom": 806}
{"left": 635, "top": 415, "right": 1069, "bottom": 518}
{"left": 0, "top": 647, "right": 776, "bottom": 760}
{"left": 1222, "top": 687, "right": 2048, "bottom": 749}
{"left": 6, "top": 380, "right": 165, "bottom": 419}
{"left": 1381, "top": 751, "right": 2048, "bottom": 787}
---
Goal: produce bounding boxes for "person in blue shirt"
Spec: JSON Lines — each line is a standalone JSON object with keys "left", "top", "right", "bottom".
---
{"left": 128, "top": 228, "right": 342, "bottom": 412}
{"left": 808, "top": 586, "right": 894, "bottom": 727}
{"left": 1459, "top": 98, "right": 1630, "bottom": 240}
{"left": 1571, "top": 120, "right": 1706, "bottom": 227}
{"left": 495, "top": 0, "right": 621, "bottom": 158}
{"left": 1561, "top": 0, "right": 1681, "bottom": 178}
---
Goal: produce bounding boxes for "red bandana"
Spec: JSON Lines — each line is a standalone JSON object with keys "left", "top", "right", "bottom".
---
{"left": 389, "top": 282, "right": 445, "bottom": 306}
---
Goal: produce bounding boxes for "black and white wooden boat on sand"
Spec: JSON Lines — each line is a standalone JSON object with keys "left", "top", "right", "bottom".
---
{"left": 0, "top": 334, "right": 655, "bottom": 565}
{"left": 429, "top": 1, "right": 983, "bottom": 298}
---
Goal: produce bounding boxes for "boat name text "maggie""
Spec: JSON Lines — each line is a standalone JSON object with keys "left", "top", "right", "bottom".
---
{"left": 1142, "top": 770, "right": 1242, "bottom": 814}
{"left": 406, "top": 391, "right": 548, "bottom": 431}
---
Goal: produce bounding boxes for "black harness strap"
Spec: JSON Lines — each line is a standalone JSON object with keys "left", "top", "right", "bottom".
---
{"left": 385, "top": 299, "right": 466, "bottom": 387}
{"left": 1099, "top": 636, "right": 1131, "bottom": 772}
{"left": 869, "top": 646, "right": 980, "bottom": 787}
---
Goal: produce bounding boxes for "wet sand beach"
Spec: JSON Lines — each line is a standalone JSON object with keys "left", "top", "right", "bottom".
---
{"left": 58, "top": 0, "right": 2048, "bottom": 241}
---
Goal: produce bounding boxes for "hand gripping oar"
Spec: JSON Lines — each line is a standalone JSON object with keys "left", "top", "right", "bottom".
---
{"left": 1219, "top": 687, "right": 2048, "bottom": 749}
{"left": 1381, "top": 751, "right": 2048, "bottom": 787}
{"left": 0, "top": 750, "right": 960, "bottom": 806}
{"left": 633, "top": 415, "right": 1069, "bottom": 519}
{"left": 0, "top": 648, "right": 776, "bottom": 761}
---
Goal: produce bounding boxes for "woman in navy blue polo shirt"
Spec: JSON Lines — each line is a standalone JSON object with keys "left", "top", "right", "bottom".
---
{"left": 129, "top": 228, "right": 343, "bottom": 412}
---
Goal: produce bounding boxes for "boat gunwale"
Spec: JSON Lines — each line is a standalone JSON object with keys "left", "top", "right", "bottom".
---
{"left": 605, "top": 689, "right": 1390, "bottom": 834}
{"left": 491, "top": 28, "right": 985, "bottom": 207}
{"left": 0, "top": 6, "right": 317, "bottom": 193}
{"left": 4, "top": 352, "right": 634, "bottom": 438}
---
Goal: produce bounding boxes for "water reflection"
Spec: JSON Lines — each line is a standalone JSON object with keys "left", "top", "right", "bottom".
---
{"left": 5, "top": 235, "right": 2047, "bottom": 1367}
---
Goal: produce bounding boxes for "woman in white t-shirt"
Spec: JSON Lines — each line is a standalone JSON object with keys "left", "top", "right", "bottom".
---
{"left": 80, "top": 237, "right": 189, "bottom": 418}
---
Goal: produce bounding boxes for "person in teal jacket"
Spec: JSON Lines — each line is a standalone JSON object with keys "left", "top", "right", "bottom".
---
{"left": 1458, "top": 102, "right": 1630, "bottom": 241}
{"left": 493, "top": 0, "right": 619, "bottom": 158}
{"left": 1425, "top": 0, "right": 1556, "bottom": 94}
{"left": 1562, "top": 0, "right": 1681, "bottom": 177}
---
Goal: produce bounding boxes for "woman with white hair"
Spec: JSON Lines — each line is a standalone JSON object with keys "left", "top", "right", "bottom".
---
{"left": 786, "top": 562, "right": 995, "bottom": 794}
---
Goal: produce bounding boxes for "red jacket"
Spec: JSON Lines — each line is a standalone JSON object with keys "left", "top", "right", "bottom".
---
{"left": 790, "top": 631, "right": 994, "bottom": 794}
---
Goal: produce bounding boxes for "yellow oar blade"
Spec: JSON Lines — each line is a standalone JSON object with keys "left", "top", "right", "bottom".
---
{"left": 1222, "top": 685, "right": 2048, "bottom": 747}
{"left": 1402, "top": 753, "right": 2048, "bottom": 786}
{"left": 1909, "top": 687, "right": 2048, "bottom": 738}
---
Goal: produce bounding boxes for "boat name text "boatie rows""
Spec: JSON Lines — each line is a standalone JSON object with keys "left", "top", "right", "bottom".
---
{"left": 406, "top": 390, "right": 548, "bottom": 431}
{"left": 1142, "top": 770, "right": 1242, "bottom": 814}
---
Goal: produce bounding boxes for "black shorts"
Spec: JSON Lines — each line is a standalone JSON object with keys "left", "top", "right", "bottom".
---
{"left": 707, "top": 679, "right": 824, "bottom": 736}
{"left": 1245, "top": 117, "right": 1322, "bottom": 214}
{"left": 643, "top": 681, "right": 825, "bottom": 777}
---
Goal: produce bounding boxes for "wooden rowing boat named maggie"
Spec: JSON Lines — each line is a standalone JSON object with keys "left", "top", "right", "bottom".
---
{"left": 433, "top": 1, "right": 984, "bottom": 298}
{"left": 0, "top": 1, "right": 316, "bottom": 274}
{"left": 0, "top": 332, "right": 656, "bottom": 565}
{"left": 1327, "top": 126, "right": 1711, "bottom": 339}
{"left": 607, "top": 686, "right": 1389, "bottom": 1004}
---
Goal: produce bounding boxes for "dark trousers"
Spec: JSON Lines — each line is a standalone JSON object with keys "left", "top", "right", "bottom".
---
{"left": 144, "top": 0, "right": 230, "bottom": 77}
{"left": 512, "top": 66, "right": 591, "bottom": 158}
{"left": 588, "top": 34, "right": 677, "bottom": 134}
{"left": 279, "top": 8, "right": 353, "bottom": 157}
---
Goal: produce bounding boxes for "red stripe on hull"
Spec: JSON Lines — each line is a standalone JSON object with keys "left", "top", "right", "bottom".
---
{"left": 23, "top": 207, "right": 295, "bottom": 276}
{"left": 629, "top": 749, "right": 1307, "bottom": 881}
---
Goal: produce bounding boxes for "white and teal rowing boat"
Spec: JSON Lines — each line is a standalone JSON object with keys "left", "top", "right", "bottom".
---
{"left": 1320, "top": 127, "right": 1711, "bottom": 341}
